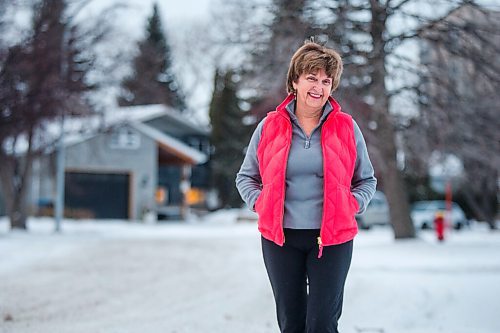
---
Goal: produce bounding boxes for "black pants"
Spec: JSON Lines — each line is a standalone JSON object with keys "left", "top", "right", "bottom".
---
{"left": 261, "top": 229, "right": 353, "bottom": 333}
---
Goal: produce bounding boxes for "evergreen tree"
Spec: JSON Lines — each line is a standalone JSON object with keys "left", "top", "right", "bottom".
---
{"left": 209, "top": 69, "right": 249, "bottom": 208}
{"left": 118, "top": 3, "right": 185, "bottom": 110}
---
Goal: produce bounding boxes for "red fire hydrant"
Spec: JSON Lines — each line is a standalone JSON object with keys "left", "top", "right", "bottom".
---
{"left": 434, "top": 211, "right": 445, "bottom": 242}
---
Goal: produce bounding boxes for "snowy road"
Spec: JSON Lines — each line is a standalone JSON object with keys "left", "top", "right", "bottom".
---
{"left": 1, "top": 213, "right": 499, "bottom": 333}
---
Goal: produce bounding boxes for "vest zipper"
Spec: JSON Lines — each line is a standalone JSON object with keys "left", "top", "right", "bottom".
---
{"left": 317, "top": 236, "right": 323, "bottom": 258}
{"left": 280, "top": 116, "right": 292, "bottom": 245}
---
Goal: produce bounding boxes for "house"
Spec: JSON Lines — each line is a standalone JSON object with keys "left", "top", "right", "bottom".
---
{"left": 33, "top": 104, "right": 211, "bottom": 221}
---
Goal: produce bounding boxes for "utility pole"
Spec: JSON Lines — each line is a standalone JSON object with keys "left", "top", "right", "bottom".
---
{"left": 54, "top": 120, "right": 65, "bottom": 233}
{"left": 54, "top": 18, "right": 69, "bottom": 233}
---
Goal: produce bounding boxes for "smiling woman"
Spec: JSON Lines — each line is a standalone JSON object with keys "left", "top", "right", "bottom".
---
{"left": 236, "top": 40, "right": 377, "bottom": 333}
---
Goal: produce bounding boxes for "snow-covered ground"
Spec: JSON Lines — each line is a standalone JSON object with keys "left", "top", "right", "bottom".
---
{"left": 1, "top": 211, "right": 499, "bottom": 333}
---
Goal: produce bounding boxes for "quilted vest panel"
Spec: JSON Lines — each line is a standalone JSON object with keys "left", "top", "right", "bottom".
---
{"left": 256, "top": 94, "right": 359, "bottom": 247}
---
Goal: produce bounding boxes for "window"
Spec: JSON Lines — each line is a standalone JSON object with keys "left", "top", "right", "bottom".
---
{"left": 109, "top": 127, "right": 141, "bottom": 149}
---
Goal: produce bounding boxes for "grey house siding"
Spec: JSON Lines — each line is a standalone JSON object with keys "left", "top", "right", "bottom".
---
{"left": 65, "top": 127, "right": 157, "bottom": 220}
{"left": 35, "top": 125, "right": 157, "bottom": 220}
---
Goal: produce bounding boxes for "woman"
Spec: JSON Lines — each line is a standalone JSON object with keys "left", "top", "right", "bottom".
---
{"left": 235, "top": 41, "right": 377, "bottom": 333}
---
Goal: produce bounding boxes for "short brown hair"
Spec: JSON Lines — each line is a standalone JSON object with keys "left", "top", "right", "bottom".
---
{"left": 286, "top": 41, "right": 343, "bottom": 94}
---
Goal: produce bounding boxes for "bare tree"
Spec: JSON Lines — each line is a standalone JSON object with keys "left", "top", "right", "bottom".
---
{"left": 410, "top": 4, "right": 500, "bottom": 227}
{"left": 0, "top": 0, "right": 119, "bottom": 230}
{"left": 168, "top": 0, "right": 272, "bottom": 121}
{"left": 340, "top": 0, "right": 417, "bottom": 238}
{"left": 0, "top": 0, "right": 69, "bottom": 229}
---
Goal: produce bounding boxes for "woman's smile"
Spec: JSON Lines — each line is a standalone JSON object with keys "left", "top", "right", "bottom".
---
{"left": 308, "top": 91, "right": 322, "bottom": 99}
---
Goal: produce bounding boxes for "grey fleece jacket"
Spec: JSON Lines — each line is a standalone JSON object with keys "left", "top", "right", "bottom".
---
{"left": 235, "top": 99, "right": 377, "bottom": 229}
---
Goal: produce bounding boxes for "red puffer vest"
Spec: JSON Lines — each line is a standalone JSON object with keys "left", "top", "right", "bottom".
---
{"left": 255, "top": 94, "right": 359, "bottom": 258}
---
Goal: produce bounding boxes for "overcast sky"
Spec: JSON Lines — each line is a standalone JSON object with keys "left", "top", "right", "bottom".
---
{"left": 82, "top": 0, "right": 213, "bottom": 35}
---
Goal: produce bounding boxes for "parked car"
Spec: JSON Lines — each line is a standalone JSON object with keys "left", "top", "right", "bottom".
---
{"left": 410, "top": 200, "right": 468, "bottom": 230}
{"left": 236, "top": 207, "right": 258, "bottom": 222}
{"left": 356, "top": 191, "right": 390, "bottom": 229}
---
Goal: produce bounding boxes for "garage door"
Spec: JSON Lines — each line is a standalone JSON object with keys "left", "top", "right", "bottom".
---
{"left": 65, "top": 172, "right": 130, "bottom": 219}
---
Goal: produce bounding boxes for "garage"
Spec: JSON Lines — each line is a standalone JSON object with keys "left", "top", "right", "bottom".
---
{"left": 65, "top": 171, "right": 130, "bottom": 219}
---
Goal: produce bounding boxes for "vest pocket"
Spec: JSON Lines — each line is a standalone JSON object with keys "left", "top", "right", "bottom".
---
{"left": 336, "top": 185, "right": 359, "bottom": 225}
{"left": 255, "top": 182, "right": 272, "bottom": 213}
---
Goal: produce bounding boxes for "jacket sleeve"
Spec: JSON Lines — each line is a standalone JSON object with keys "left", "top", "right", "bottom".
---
{"left": 351, "top": 119, "right": 377, "bottom": 214}
{"left": 235, "top": 118, "right": 266, "bottom": 211}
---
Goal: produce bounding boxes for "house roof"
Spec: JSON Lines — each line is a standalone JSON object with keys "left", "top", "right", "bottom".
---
{"left": 104, "top": 104, "right": 170, "bottom": 124}
{"left": 131, "top": 121, "right": 207, "bottom": 164}
{"left": 111, "top": 104, "right": 209, "bottom": 137}
{"left": 60, "top": 104, "right": 208, "bottom": 165}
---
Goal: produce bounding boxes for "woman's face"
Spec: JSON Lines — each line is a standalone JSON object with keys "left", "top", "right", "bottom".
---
{"left": 293, "top": 68, "right": 332, "bottom": 113}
